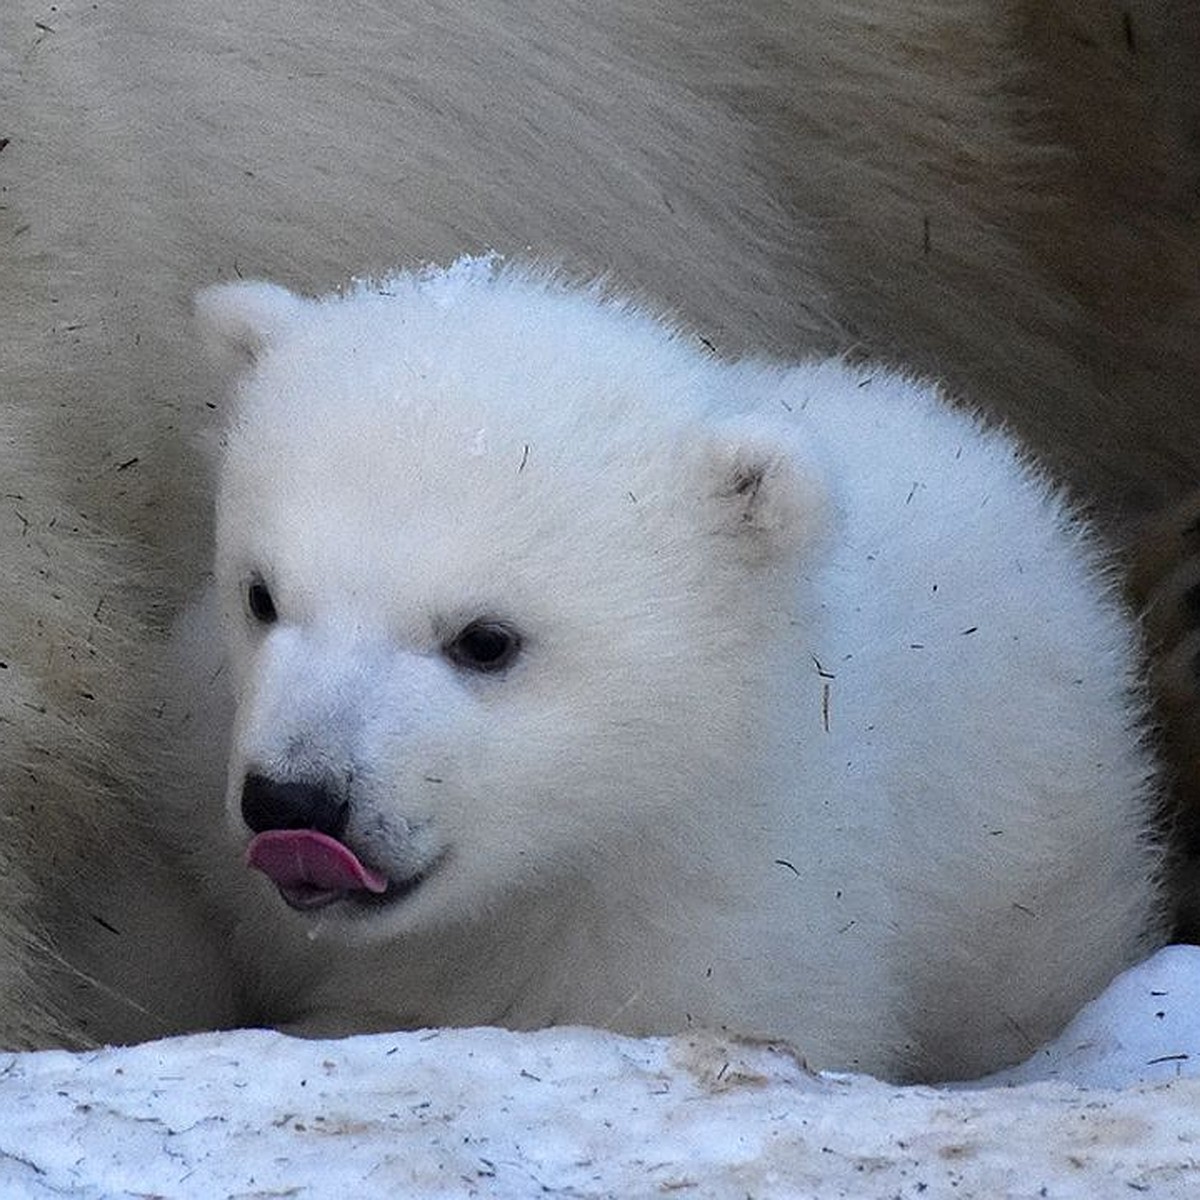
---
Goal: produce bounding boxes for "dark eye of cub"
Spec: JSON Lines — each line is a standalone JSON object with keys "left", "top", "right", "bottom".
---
{"left": 445, "top": 620, "right": 521, "bottom": 673}
{"left": 246, "top": 578, "right": 278, "bottom": 625}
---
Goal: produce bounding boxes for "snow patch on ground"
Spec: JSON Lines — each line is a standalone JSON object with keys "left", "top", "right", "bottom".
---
{"left": 2, "top": 947, "right": 1199, "bottom": 1198}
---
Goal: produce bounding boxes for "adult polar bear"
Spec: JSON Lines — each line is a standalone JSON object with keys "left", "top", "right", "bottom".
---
{"left": 0, "top": 1, "right": 1195, "bottom": 1056}
{"left": 170, "top": 260, "right": 1163, "bottom": 1081}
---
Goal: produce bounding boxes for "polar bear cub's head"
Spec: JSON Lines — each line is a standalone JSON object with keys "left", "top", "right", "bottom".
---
{"left": 196, "top": 259, "right": 825, "bottom": 935}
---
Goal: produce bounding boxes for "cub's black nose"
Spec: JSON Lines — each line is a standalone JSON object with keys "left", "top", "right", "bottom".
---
{"left": 241, "top": 773, "right": 350, "bottom": 838}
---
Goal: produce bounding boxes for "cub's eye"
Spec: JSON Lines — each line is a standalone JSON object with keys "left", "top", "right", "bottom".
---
{"left": 245, "top": 577, "right": 278, "bottom": 625}
{"left": 444, "top": 620, "right": 521, "bottom": 673}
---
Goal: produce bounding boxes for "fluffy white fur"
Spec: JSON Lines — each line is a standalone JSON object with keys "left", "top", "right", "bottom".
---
{"left": 161, "top": 261, "right": 1163, "bottom": 1081}
{"left": 1, "top": 1, "right": 1195, "bottom": 1055}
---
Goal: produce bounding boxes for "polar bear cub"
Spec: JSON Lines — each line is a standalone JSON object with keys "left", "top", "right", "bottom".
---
{"left": 191, "top": 257, "right": 1163, "bottom": 1081}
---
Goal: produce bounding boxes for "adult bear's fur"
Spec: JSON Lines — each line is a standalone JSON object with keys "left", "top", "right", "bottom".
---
{"left": 0, "top": 0, "right": 1196, "bottom": 1050}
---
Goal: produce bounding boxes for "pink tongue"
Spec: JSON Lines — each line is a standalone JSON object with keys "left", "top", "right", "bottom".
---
{"left": 246, "top": 829, "right": 389, "bottom": 894}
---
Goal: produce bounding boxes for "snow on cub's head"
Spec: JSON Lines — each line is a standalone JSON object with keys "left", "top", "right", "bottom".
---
{"left": 196, "top": 258, "right": 826, "bottom": 934}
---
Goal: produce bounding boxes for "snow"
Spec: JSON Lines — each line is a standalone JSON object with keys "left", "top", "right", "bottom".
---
{"left": 2, "top": 947, "right": 1199, "bottom": 1198}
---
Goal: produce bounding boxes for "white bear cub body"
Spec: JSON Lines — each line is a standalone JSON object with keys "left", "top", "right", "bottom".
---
{"left": 192, "top": 258, "right": 1162, "bottom": 1081}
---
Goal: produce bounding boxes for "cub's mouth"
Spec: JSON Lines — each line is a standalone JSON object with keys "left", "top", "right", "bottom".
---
{"left": 245, "top": 829, "right": 432, "bottom": 912}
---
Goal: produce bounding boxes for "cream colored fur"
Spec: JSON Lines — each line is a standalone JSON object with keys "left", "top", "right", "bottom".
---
{"left": 0, "top": 414, "right": 235, "bottom": 1046}
{"left": 0, "top": 1, "right": 1194, "bottom": 1056}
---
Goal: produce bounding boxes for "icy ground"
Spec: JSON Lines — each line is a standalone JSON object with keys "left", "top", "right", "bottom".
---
{"left": 1, "top": 947, "right": 1198, "bottom": 1199}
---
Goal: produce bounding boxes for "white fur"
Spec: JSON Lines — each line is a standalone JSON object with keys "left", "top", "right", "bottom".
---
{"left": 2, "top": 0, "right": 1195, "bottom": 1056}
{"left": 172, "top": 262, "right": 1164, "bottom": 1080}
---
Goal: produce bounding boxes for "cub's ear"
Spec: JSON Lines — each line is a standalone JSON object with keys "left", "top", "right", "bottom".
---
{"left": 194, "top": 280, "right": 307, "bottom": 372}
{"left": 693, "top": 418, "right": 827, "bottom": 564}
